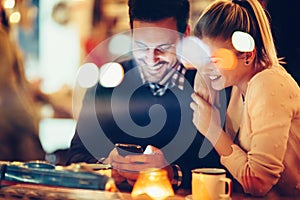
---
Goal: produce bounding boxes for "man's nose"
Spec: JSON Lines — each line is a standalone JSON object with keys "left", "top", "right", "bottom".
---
{"left": 145, "top": 48, "right": 159, "bottom": 65}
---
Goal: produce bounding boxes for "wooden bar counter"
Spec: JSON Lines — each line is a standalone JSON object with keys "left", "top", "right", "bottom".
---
{"left": 0, "top": 184, "right": 299, "bottom": 200}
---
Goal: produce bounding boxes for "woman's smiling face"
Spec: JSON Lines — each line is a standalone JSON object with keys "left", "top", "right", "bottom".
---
{"left": 200, "top": 37, "right": 252, "bottom": 91}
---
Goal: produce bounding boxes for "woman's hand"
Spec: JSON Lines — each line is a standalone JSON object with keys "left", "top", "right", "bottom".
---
{"left": 194, "top": 71, "right": 217, "bottom": 106}
{"left": 190, "top": 92, "right": 222, "bottom": 144}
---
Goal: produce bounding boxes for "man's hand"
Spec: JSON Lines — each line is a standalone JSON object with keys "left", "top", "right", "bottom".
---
{"left": 110, "top": 145, "right": 171, "bottom": 186}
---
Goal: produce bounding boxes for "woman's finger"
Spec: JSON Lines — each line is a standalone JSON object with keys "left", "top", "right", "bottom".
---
{"left": 190, "top": 100, "right": 196, "bottom": 109}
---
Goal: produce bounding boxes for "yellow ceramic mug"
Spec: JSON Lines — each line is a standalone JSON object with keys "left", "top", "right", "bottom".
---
{"left": 192, "top": 168, "right": 232, "bottom": 200}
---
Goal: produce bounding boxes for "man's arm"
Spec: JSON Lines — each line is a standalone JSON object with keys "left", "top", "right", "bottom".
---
{"left": 65, "top": 130, "right": 98, "bottom": 165}
{"left": 65, "top": 83, "right": 113, "bottom": 165}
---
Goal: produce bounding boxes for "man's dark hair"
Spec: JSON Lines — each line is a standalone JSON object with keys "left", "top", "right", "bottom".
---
{"left": 128, "top": 0, "right": 190, "bottom": 34}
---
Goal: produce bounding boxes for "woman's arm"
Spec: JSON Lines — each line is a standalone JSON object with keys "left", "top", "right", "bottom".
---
{"left": 221, "top": 71, "right": 294, "bottom": 196}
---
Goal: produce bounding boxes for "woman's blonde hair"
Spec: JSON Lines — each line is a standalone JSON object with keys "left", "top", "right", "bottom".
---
{"left": 194, "top": 0, "right": 280, "bottom": 71}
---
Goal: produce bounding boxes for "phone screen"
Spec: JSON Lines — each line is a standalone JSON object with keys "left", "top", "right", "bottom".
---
{"left": 115, "top": 143, "right": 144, "bottom": 157}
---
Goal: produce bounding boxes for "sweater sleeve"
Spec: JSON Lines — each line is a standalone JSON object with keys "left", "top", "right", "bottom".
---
{"left": 66, "top": 85, "right": 114, "bottom": 165}
{"left": 221, "top": 69, "right": 296, "bottom": 196}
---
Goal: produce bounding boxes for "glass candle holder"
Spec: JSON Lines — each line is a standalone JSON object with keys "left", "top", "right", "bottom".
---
{"left": 131, "top": 168, "right": 174, "bottom": 200}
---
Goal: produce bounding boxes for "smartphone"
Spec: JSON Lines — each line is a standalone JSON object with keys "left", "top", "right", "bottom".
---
{"left": 115, "top": 143, "right": 144, "bottom": 157}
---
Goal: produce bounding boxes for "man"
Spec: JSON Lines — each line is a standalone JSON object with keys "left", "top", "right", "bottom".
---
{"left": 66, "top": 0, "right": 222, "bottom": 190}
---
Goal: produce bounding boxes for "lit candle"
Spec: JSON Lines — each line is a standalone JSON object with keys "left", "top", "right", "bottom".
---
{"left": 131, "top": 168, "right": 174, "bottom": 200}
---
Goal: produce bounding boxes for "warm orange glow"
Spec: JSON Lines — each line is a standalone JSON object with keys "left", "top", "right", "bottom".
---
{"left": 211, "top": 48, "right": 238, "bottom": 70}
{"left": 131, "top": 168, "right": 174, "bottom": 200}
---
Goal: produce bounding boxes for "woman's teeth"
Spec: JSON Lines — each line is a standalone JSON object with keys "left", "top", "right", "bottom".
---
{"left": 209, "top": 75, "right": 221, "bottom": 80}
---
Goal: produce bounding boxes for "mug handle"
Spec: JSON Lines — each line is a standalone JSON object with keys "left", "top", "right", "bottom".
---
{"left": 219, "top": 177, "right": 232, "bottom": 199}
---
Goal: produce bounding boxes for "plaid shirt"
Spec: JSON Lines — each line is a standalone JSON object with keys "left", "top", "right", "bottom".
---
{"left": 139, "top": 63, "right": 186, "bottom": 96}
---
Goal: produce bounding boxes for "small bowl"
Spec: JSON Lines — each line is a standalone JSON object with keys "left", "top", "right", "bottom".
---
{"left": 24, "top": 161, "right": 55, "bottom": 170}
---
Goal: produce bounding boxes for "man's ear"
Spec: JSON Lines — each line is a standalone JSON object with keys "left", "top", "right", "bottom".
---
{"left": 183, "top": 24, "right": 191, "bottom": 37}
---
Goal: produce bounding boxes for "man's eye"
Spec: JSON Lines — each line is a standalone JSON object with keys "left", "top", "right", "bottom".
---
{"left": 134, "top": 43, "right": 148, "bottom": 51}
{"left": 157, "top": 44, "right": 175, "bottom": 52}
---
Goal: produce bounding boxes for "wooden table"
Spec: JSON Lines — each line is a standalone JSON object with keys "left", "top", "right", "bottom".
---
{"left": 0, "top": 184, "right": 299, "bottom": 200}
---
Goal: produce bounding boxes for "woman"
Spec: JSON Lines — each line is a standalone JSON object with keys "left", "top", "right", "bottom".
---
{"left": 190, "top": 0, "right": 300, "bottom": 197}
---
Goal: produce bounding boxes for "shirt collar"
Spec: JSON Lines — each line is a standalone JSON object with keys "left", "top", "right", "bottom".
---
{"left": 138, "top": 62, "right": 186, "bottom": 96}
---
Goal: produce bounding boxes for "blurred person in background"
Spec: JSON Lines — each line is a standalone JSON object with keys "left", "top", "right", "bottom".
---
{"left": 0, "top": 5, "right": 45, "bottom": 161}
{"left": 191, "top": 0, "right": 300, "bottom": 197}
